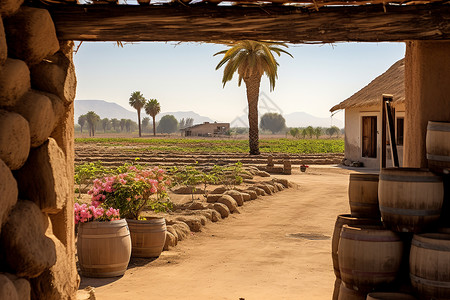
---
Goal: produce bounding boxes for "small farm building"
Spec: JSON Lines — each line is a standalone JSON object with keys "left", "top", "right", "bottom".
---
{"left": 182, "top": 122, "right": 230, "bottom": 137}
{"left": 330, "top": 59, "right": 406, "bottom": 168}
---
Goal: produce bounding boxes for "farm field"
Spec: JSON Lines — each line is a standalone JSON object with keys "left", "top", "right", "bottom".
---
{"left": 75, "top": 137, "right": 344, "bottom": 167}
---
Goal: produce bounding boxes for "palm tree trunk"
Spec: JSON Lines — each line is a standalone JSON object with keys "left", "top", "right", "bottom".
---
{"left": 152, "top": 116, "right": 156, "bottom": 136}
{"left": 244, "top": 75, "right": 261, "bottom": 155}
{"left": 137, "top": 109, "right": 142, "bottom": 137}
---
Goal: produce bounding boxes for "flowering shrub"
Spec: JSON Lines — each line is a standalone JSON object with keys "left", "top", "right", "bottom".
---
{"left": 88, "top": 166, "right": 172, "bottom": 220}
{"left": 74, "top": 203, "right": 120, "bottom": 225}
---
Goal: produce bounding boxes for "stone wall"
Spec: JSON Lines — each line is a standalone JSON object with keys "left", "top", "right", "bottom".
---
{"left": 0, "top": 2, "right": 78, "bottom": 299}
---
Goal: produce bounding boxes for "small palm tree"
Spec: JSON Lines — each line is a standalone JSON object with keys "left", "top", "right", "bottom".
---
{"left": 85, "top": 111, "right": 100, "bottom": 137}
{"left": 215, "top": 40, "right": 292, "bottom": 155}
{"left": 145, "top": 99, "right": 161, "bottom": 136}
{"left": 129, "top": 91, "right": 147, "bottom": 137}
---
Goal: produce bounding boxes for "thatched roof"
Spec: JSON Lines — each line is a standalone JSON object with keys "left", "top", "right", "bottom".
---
{"left": 330, "top": 58, "right": 405, "bottom": 112}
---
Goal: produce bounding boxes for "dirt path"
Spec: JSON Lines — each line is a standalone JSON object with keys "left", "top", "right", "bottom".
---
{"left": 80, "top": 166, "right": 352, "bottom": 300}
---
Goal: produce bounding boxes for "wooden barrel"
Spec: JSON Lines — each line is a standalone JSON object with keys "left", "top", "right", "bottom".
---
{"left": 339, "top": 225, "right": 403, "bottom": 292}
{"left": 426, "top": 121, "right": 450, "bottom": 173}
{"left": 333, "top": 278, "right": 341, "bottom": 300}
{"left": 77, "top": 219, "right": 131, "bottom": 277}
{"left": 127, "top": 217, "right": 166, "bottom": 258}
{"left": 332, "top": 214, "right": 381, "bottom": 279}
{"left": 410, "top": 233, "right": 450, "bottom": 299}
{"left": 338, "top": 283, "right": 366, "bottom": 300}
{"left": 366, "top": 292, "right": 417, "bottom": 300}
{"left": 378, "top": 168, "right": 444, "bottom": 233}
{"left": 349, "top": 173, "right": 380, "bottom": 218}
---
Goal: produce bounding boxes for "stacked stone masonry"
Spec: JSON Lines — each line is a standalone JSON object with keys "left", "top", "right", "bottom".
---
{"left": 0, "top": 2, "right": 78, "bottom": 299}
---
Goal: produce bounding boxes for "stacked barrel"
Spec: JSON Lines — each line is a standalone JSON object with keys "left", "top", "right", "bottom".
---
{"left": 332, "top": 121, "right": 450, "bottom": 300}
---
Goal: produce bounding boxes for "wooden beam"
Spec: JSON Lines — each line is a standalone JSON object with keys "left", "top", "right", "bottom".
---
{"left": 45, "top": 3, "right": 450, "bottom": 42}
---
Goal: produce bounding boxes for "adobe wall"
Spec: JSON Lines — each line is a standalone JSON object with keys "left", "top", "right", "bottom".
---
{"left": 0, "top": 3, "right": 78, "bottom": 299}
{"left": 404, "top": 41, "right": 450, "bottom": 167}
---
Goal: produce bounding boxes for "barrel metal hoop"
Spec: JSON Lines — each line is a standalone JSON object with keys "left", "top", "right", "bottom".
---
{"left": 349, "top": 201, "right": 378, "bottom": 208}
{"left": 350, "top": 175, "right": 379, "bottom": 182}
{"left": 427, "top": 123, "right": 450, "bottom": 132}
{"left": 340, "top": 231, "right": 401, "bottom": 242}
{"left": 412, "top": 239, "right": 450, "bottom": 251}
{"left": 427, "top": 154, "right": 450, "bottom": 162}
{"left": 379, "top": 174, "right": 441, "bottom": 182}
{"left": 380, "top": 205, "right": 441, "bottom": 217}
{"left": 340, "top": 268, "right": 397, "bottom": 277}
{"left": 410, "top": 273, "right": 450, "bottom": 288}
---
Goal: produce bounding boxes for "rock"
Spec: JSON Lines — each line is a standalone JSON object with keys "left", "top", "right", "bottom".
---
{"left": 163, "top": 231, "right": 177, "bottom": 251}
{"left": 211, "top": 186, "right": 228, "bottom": 194}
{"left": 255, "top": 170, "right": 271, "bottom": 177}
{"left": 0, "top": 58, "right": 30, "bottom": 108}
{"left": 243, "top": 190, "right": 258, "bottom": 200}
{"left": 213, "top": 203, "right": 230, "bottom": 219}
{"left": 274, "top": 178, "right": 289, "bottom": 188}
{"left": 13, "top": 91, "right": 56, "bottom": 148}
{"left": 165, "top": 225, "right": 178, "bottom": 240}
{"left": 256, "top": 184, "right": 272, "bottom": 195}
{"left": 0, "top": 159, "right": 18, "bottom": 231}
{"left": 0, "top": 20, "right": 6, "bottom": 67}
{"left": 262, "top": 181, "right": 277, "bottom": 193}
{"left": 14, "top": 138, "right": 69, "bottom": 214}
{"left": 187, "top": 201, "right": 206, "bottom": 210}
{"left": 30, "top": 235, "right": 78, "bottom": 300}
{"left": 0, "top": 200, "right": 56, "bottom": 278}
{"left": 217, "top": 195, "right": 238, "bottom": 213}
{"left": 3, "top": 274, "right": 30, "bottom": 300}
{"left": 0, "top": 0, "right": 23, "bottom": 16}
{"left": 223, "top": 190, "right": 244, "bottom": 206}
{"left": 30, "top": 51, "right": 76, "bottom": 104}
{"left": 240, "top": 173, "right": 253, "bottom": 180}
{"left": 241, "top": 193, "right": 251, "bottom": 202}
{"left": 206, "top": 194, "right": 223, "bottom": 203}
{"left": 0, "top": 110, "right": 30, "bottom": 170}
{"left": 172, "top": 186, "right": 203, "bottom": 195}
{"left": 246, "top": 186, "right": 266, "bottom": 196}
{"left": 171, "top": 222, "right": 190, "bottom": 240}
{"left": 4, "top": 7, "right": 59, "bottom": 66}
{"left": 36, "top": 91, "right": 65, "bottom": 127}
{"left": 174, "top": 216, "right": 205, "bottom": 232}
{"left": 243, "top": 179, "right": 257, "bottom": 184}
{"left": 274, "top": 182, "right": 285, "bottom": 191}
{"left": 195, "top": 209, "right": 220, "bottom": 223}
{"left": 0, "top": 274, "right": 18, "bottom": 300}
{"left": 76, "top": 287, "right": 96, "bottom": 300}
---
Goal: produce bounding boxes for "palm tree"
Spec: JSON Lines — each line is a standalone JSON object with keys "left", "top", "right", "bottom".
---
{"left": 85, "top": 111, "right": 100, "bottom": 137}
{"left": 78, "top": 114, "right": 87, "bottom": 133}
{"left": 129, "top": 91, "right": 147, "bottom": 137}
{"left": 145, "top": 99, "right": 161, "bottom": 136}
{"left": 215, "top": 40, "right": 292, "bottom": 155}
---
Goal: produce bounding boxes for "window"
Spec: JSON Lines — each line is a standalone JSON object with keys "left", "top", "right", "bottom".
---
{"left": 397, "top": 118, "right": 404, "bottom": 146}
{"left": 362, "top": 116, "right": 377, "bottom": 158}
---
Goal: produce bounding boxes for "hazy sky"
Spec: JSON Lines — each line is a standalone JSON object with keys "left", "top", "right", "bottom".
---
{"left": 73, "top": 41, "right": 405, "bottom": 123}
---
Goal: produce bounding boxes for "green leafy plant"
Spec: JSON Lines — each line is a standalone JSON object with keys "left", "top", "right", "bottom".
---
{"left": 74, "top": 161, "right": 108, "bottom": 198}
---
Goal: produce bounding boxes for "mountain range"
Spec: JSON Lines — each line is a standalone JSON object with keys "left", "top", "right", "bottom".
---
{"left": 74, "top": 100, "right": 342, "bottom": 128}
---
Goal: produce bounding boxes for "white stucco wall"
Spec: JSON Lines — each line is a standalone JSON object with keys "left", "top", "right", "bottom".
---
{"left": 344, "top": 104, "right": 405, "bottom": 169}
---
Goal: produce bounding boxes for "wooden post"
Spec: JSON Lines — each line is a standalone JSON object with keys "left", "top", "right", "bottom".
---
{"left": 385, "top": 98, "right": 399, "bottom": 167}
{"left": 381, "top": 95, "right": 388, "bottom": 169}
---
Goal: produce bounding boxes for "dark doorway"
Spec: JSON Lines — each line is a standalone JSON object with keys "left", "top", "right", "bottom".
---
{"left": 362, "top": 116, "right": 377, "bottom": 158}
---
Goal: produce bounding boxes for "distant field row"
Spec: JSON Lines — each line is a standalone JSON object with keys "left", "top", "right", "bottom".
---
{"left": 75, "top": 138, "right": 344, "bottom": 154}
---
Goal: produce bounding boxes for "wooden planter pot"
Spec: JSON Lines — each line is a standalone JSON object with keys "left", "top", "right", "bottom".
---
{"left": 77, "top": 219, "right": 132, "bottom": 278}
{"left": 127, "top": 217, "right": 166, "bottom": 258}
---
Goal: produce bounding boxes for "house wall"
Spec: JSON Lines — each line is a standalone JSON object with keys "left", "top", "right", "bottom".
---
{"left": 344, "top": 104, "right": 405, "bottom": 169}
{"left": 188, "top": 123, "right": 230, "bottom": 136}
{"left": 404, "top": 41, "right": 450, "bottom": 168}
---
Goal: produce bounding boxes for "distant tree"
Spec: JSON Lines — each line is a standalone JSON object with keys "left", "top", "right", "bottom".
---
{"left": 289, "top": 128, "right": 300, "bottom": 138}
{"left": 120, "top": 119, "right": 127, "bottom": 132}
{"left": 142, "top": 117, "right": 150, "bottom": 133}
{"left": 144, "top": 99, "right": 161, "bottom": 136}
{"left": 185, "top": 118, "right": 194, "bottom": 128}
{"left": 129, "top": 91, "right": 147, "bottom": 137}
{"left": 85, "top": 111, "right": 100, "bottom": 137}
{"left": 111, "top": 118, "right": 120, "bottom": 131}
{"left": 78, "top": 114, "right": 87, "bottom": 133}
{"left": 314, "top": 127, "right": 322, "bottom": 139}
{"left": 157, "top": 115, "right": 178, "bottom": 134}
{"left": 326, "top": 126, "right": 341, "bottom": 138}
{"left": 301, "top": 128, "right": 307, "bottom": 139}
{"left": 179, "top": 118, "right": 186, "bottom": 129}
{"left": 101, "top": 118, "right": 110, "bottom": 133}
{"left": 305, "top": 126, "right": 314, "bottom": 138}
{"left": 260, "top": 113, "right": 286, "bottom": 134}
{"left": 125, "top": 119, "right": 132, "bottom": 132}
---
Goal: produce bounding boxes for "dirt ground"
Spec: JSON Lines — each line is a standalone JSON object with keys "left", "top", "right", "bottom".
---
{"left": 80, "top": 165, "right": 355, "bottom": 300}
